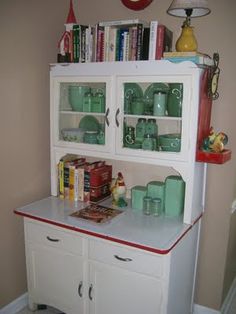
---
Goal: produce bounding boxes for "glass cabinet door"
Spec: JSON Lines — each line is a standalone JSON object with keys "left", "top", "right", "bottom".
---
{"left": 52, "top": 77, "right": 111, "bottom": 152}
{"left": 116, "top": 76, "right": 191, "bottom": 161}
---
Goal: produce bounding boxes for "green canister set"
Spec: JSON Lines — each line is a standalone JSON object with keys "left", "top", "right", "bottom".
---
{"left": 123, "top": 82, "right": 183, "bottom": 152}
{"left": 124, "top": 118, "right": 159, "bottom": 150}
{"left": 68, "top": 85, "right": 105, "bottom": 113}
{"left": 131, "top": 175, "right": 185, "bottom": 217}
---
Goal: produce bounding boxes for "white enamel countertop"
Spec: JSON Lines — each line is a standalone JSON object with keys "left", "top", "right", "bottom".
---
{"left": 14, "top": 196, "right": 197, "bottom": 254}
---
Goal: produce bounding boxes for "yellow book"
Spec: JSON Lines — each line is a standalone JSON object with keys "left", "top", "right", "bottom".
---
{"left": 58, "top": 154, "right": 84, "bottom": 199}
{"left": 58, "top": 160, "right": 65, "bottom": 199}
{"left": 69, "top": 165, "right": 75, "bottom": 201}
{"left": 69, "top": 161, "right": 86, "bottom": 201}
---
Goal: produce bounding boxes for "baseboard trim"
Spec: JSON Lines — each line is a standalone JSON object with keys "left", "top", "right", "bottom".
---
{"left": 194, "top": 304, "right": 221, "bottom": 314}
{"left": 0, "top": 293, "right": 28, "bottom": 314}
{"left": 221, "top": 276, "right": 236, "bottom": 314}
{"left": 0, "top": 294, "right": 224, "bottom": 314}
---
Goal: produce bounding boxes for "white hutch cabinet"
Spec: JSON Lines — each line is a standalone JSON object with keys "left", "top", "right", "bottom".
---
{"left": 50, "top": 61, "right": 206, "bottom": 224}
{"left": 15, "top": 60, "right": 209, "bottom": 314}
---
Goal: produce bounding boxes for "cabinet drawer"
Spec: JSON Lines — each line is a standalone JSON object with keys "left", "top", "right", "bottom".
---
{"left": 89, "top": 239, "right": 163, "bottom": 278}
{"left": 25, "top": 220, "right": 83, "bottom": 255}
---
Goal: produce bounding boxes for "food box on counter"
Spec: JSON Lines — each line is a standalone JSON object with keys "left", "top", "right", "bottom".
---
{"left": 89, "top": 183, "right": 111, "bottom": 203}
{"left": 83, "top": 161, "right": 112, "bottom": 202}
{"left": 90, "top": 165, "right": 112, "bottom": 187}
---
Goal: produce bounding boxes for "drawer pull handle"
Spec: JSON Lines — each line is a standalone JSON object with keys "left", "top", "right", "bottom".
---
{"left": 78, "top": 281, "right": 83, "bottom": 297}
{"left": 89, "top": 284, "right": 93, "bottom": 301}
{"left": 46, "top": 236, "right": 60, "bottom": 242}
{"left": 114, "top": 254, "right": 132, "bottom": 262}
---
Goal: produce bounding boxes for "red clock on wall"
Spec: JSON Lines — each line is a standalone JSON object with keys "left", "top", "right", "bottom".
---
{"left": 121, "top": 0, "right": 153, "bottom": 11}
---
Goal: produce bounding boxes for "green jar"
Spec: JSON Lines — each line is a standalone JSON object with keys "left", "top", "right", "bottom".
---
{"left": 147, "top": 181, "right": 165, "bottom": 212}
{"left": 152, "top": 198, "right": 162, "bottom": 216}
{"left": 136, "top": 118, "right": 146, "bottom": 141}
{"left": 142, "top": 134, "right": 154, "bottom": 150}
{"left": 91, "top": 92, "right": 105, "bottom": 113}
{"left": 145, "top": 119, "right": 158, "bottom": 137}
{"left": 143, "top": 196, "right": 152, "bottom": 215}
{"left": 83, "top": 92, "right": 93, "bottom": 112}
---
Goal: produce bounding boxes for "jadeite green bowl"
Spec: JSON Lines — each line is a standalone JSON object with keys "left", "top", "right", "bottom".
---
{"left": 158, "top": 134, "right": 181, "bottom": 152}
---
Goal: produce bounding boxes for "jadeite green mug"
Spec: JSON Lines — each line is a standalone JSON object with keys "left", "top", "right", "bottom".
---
{"left": 83, "top": 131, "right": 98, "bottom": 144}
{"left": 167, "top": 83, "right": 183, "bottom": 117}
{"left": 131, "top": 98, "right": 144, "bottom": 115}
{"left": 97, "top": 130, "right": 105, "bottom": 145}
{"left": 68, "top": 85, "right": 91, "bottom": 112}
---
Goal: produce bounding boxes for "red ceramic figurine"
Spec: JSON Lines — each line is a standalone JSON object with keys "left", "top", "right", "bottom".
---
{"left": 202, "top": 126, "right": 228, "bottom": 153}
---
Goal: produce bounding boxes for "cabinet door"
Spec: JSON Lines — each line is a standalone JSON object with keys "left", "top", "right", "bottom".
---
{"left": 27, "top": 243, "right": 85, "bottom": 314}
{"left": 88, "top": 261, "right": 163, "bottom": 314}
{"left": 115, "top": 76, "right": 192, "bottom": 162}
{"left": 51, "top": 76, "right": 113, "bottom": 154}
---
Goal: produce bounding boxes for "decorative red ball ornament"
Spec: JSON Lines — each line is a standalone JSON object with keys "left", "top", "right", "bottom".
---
{"left": 121, "top": 0, "right": 153, "bottom": 11}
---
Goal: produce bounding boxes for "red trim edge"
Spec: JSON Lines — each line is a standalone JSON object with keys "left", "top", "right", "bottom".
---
{"left": 196, "top": 149, "right": 231, "bottom": 164}
{"left": 14, "top": 209, "right": 202, "bottom": 255}
{"left": 121, "top": 0, "right": 153, "bottom": 11}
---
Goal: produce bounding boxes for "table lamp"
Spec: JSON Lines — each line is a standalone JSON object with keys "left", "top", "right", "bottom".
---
{"left": 167, "top": 0, "right": 211, "bottom": 52}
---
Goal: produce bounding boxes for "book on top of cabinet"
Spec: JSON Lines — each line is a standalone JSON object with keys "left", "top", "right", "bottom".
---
{"left": 148, "top": 23, "right": 173, "bottom": 61}
{"left": 57, "top": 19, "right": 173, "bottom": 63}
{"left": 98, "top": 19, "right": 148, "bottom": 27}
{"left": 156, "top": 25, "right": 173, "bottom": 60}
{"left": 148, "top": 20, "right": 158, "bottom": 60}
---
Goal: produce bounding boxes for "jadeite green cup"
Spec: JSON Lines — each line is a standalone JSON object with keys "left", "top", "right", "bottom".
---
{"left": 131, "top": 98, "right": 144, "bottom": 115}
{"left": 68, "top": 86, "right": 90, "bottom": 112}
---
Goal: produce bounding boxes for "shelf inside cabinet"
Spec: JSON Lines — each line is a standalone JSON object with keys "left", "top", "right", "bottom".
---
{"left": 124, "top": 114, "right": 182, "bottom": 121}
{"left": 60, "top": 110, "right": 106, "bottom": 116}
{"left": 196, "top": 149, "right": 232, "bottom": 164}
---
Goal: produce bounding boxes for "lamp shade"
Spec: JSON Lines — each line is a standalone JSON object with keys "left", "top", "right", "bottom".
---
{"left": 167, "top": 0, "right": 211, "bottom": 17}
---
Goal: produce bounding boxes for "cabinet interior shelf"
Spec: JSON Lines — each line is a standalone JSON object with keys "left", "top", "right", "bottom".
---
{"left": 60, "top": 110, "right": 105, "bottom": 116}
{"left": 196, "top": 149, "right": 232, "bottom": 164}
{"left": 124, "top": 114, "right": 182, "bottom": 121}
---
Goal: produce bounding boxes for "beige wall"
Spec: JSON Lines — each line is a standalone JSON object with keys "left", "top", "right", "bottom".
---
{"left": 0, "top": 0, "right": 67, "bottom": 307}
{"left": 1, "top": 0, "right": 236, "bottom": 311}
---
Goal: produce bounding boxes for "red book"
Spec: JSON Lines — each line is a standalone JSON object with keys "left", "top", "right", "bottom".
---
{"left": 155, "top": 25, "right": 173, "bottom": 60}
{"left": 96, "top": 26, "right": 105, "bottom": 62}
{"left": 100, "top": 29, "right": 105, "bottom": 61}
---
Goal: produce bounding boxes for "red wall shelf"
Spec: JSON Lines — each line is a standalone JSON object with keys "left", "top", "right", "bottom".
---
{"left": 196, "top": 149, "right": 231, "bottom": 164}
{"left": 196, "top": 69, "right": 231, "bottom": 164}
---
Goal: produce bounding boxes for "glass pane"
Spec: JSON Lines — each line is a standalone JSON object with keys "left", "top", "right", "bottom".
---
{"left": 59, "top": 82, "right": 106, "bottom": 146}
{"left": 122, "top": 82, "right": 183, "bottom": 152}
